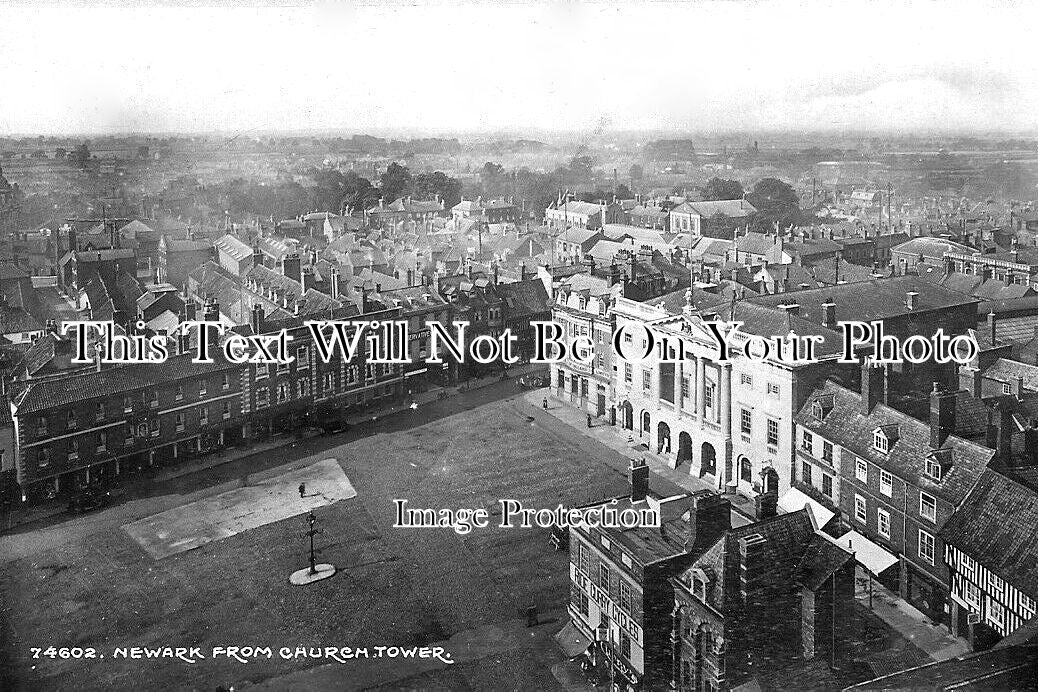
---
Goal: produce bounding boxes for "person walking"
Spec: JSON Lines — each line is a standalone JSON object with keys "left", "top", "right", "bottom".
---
{"left": 298, "top": 482, "right": 306, "bottom": 498}
{"left": 542, "top": 397, "right": 548, "bottom": 411}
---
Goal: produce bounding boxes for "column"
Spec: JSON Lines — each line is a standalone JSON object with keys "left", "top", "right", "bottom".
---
{"left": 674, "top": 360, "right": 684, "bottom": 414}
{"left": 696, "top": 357, "right": 706, "bottom": 420}
{"left": 720, "top": 364, "right": 732, "bottom": 436}
{"left": 721, "top": 364, "right": 733, "bottom": 485}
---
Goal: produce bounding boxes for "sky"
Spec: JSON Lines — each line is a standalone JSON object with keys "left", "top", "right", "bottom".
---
{"left": 0, "top": 0, "right": 1036, "bottom": 136}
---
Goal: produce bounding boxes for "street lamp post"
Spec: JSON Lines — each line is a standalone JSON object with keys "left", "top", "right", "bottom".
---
{"left": 306, "top": 511, "right": 319, "bottom": 575}
{"left": 289, "top": 509, "right": 337, "bottom": 585}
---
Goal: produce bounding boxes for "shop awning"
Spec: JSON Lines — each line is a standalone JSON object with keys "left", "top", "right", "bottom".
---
{"left": 835, "top": 530, "right": 898, "bottom": 576}
{"left": 778, "top": 487, "right": 835, "bottom": 529}
{"left": 554, "top": 620, "right": 592, "bottom": 658}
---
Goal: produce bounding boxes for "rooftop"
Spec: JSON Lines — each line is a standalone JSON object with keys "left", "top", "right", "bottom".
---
{"left": 749, "top": 274, "right": 979, "bottom": 323}
{"left": 795, "top": 380, "right": 995, "bottom": 507}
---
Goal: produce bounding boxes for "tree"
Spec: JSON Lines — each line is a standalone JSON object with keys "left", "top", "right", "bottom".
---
{"left": 311, "top": 169, "right": 347, "bottom": 212}
{"left": 701, "top": 177, "right": 744, "bottom": 201}
{"left": 72, "top": 142, "right": 91, "bottom": 167}
{"left": 746, "top": 178, "right": 801, "bottom": 232}
{"left": 567, "top": 155, "right": 595, "bottom": 181}
{"left": 629, "top": 163, "right": 644, "bottom": 182}
{"left": 341, "top": 171, "right": 378, "bottom": 213}
{"left": 479, "top": 161, "right": 507, "bottom": 197}
{"left": 379, "top": 162, "right": 413, "bottom": 202}
{"left": 414, "top": 171, "right": 462, "bottom": 207}
{"left": 747, "top": 177, "right": 798, "bottom": 215}
{"left": 54, "top": 147, "right": 67, "bottom": 161}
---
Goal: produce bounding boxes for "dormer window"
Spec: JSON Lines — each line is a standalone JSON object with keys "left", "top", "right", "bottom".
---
{"left": 925, "top": 456, "right": 942, "bottom": 480}
{"left": 689, "top": 567, "right": 712, "bottom": 604}
{"left": 926, "top": 449, "right": 951, "bottom": 481}
{"left": 812, "top": 394, "right": 834, "bottom": 421}
{"left": 873, "top": 425, "right": 898, "bottom": 453}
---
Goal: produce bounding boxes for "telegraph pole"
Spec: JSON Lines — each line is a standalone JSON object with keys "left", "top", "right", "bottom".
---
{"left": 65, "top": 203, "right": 130, "bottom": 250}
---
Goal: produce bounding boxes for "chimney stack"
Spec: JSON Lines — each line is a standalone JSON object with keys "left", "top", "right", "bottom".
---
{"left": 988, "top": 311, "right": 997, "bottom": 345}
{"left": 685, "top": 493, "right": 732, "bottom": 553}
{"left": 755, "top": 491, "right": 778, "bottom": 520}
{"left": 251, "top": 303, "right": 264, "bottom": 335}
{"left": 861, "top": 358, "right": 886, "bottom": 414}
{"left": 821, "top": 298, "right": 836, "bottom": 329}
{"left": 282, "top": 252, "right": 301, "bottom": 283}
{"left": 630, "top": 458, "right": 649, "bottom": 503}
{"left": 329, "top": 265, "right": 340, "bottom": 300}
{"left": 993, "top": 401, "right": 1014, "bottom": 461}
{"left": 906, "top": 291, "right": 919, "bottom": 311}
{"left": 929, "top": 383, "right": 956, "bottom": 449}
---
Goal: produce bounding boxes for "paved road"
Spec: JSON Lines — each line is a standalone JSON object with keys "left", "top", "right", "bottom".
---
{"left": 1, "top": 379, "right": 642, "bottom": 691}
{"left": 0, "top": 378, "right": 536, "bottom": 563}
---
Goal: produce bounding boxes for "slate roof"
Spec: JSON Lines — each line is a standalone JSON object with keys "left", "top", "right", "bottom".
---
{"left": 17, "top": 332, "right": 60, "bottom": 376}
{"left": 917, "top": 267, "right": 1034, "bottom": 301}
{"left": 495, "top": 279, "right": 550, "bottom": 319}
{"left": 626, "top": 205, "right": 669, "bottom": 220}
{"left": 939, "top": 469, "right": 1038, "bottom": 599}
{"left": 14, "top": 350, "right": 240, "bottom": 414}
{"left": 117, "top": 219, "right": 157, "bottom": 241}
{"left": 748, "top": 275, "right": 979, "bottom": 324}
{"left": 722, "top": 302, "right": 846, "bottom": 358}
{"left": 369, "top": 198, "right": 445, "bottom": 215}
{"left": 685, "top": 510, "right": 849, "bottom": 612}
{"left": 378, "top": 285, "right": 448, "bottom": 312}
{"left": 214, "top": 234, "right": 253, "bottom": 262}
{"left": 75, "top": 248, "right": 135, "bottom": 262}
{"left": 674, "top": 199, "right": 757, "bottom": 218}
{"left": 0, "top": 263, "right": 30, "bottom": 281}
{"left": 550, "top": 201, "right": 603, "bottom": 217}
{"left": 891, "top": 237, "right": 972, "bottom": 260}
{"left": 164, "top": 238, "right": 212, "bottom": 253}
{"left": 809, "top": 257, "right": 877, "bottom": 285}
{"left": 795, "top": 380, "right": 995, "bottom": 507}
{"left": 0, "top": 306, "right": 44, "bottom": 335}
{"left": 844, "top": 645, "right": 1038, "bottom": 691}
{"left": 256, "top": 236, "right": 293, "bottom": 262}
{"left": 784, "top": 237, "right": 842, "bottom": 258}
{"left": 587, "top": 239, "right": 631, "bottom": 262}
{"left": 983, "top": 358, "right": 1038, "bottom": 392}
{"left": 558, "top": 228, "right": 601, "bottom": 246}
{"left": 561, "top": 273, "right": 616, "bottom": 298}
{"left": 734, "top": 232, "right": 780, "bottom": 256}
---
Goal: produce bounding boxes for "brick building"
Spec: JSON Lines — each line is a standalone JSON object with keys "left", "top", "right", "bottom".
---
{"left": 671, "top": 507, "right": 854, "bottom": 691}
{"left": 565, "top": 461, "right": 720, "bottom": 690}
{"left": 793, "top": 370, "right": 994, "bottom": 626}
{"left": 158, "top": 236, "right": 213, "bottom": 287}
{"left": 9, "top": 302, "right": 404, "bottom": 499}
